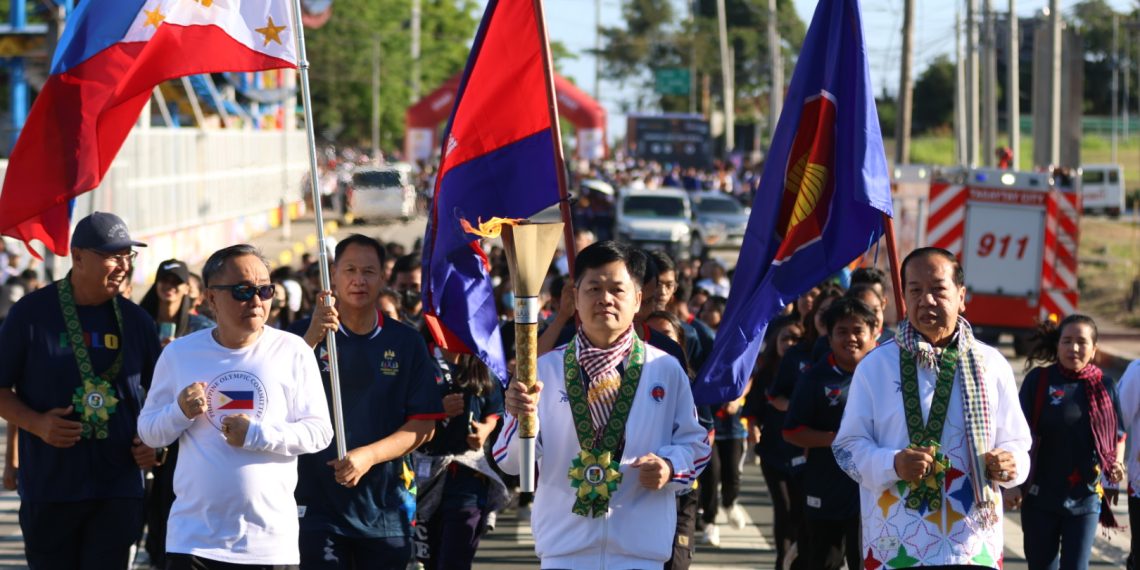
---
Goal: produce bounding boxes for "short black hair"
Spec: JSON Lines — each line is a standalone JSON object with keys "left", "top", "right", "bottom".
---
{"left": 638, "top": 249, "right": 659, "bottom": 287}
{"left": 846, "top": 282, "right": 884, "bottom": 303}
{"left": 335, "top": 234, "right": 386, "bottom": 265}
{"left": 550, "top": 275, "right": 566, "bottom": 300}
{"left": 574, "top": 240, "right": 646, "bottom": 287}
{"left": 702, "top": 295, "right": 727, "bottom": 315}
{"left": 851, "top": 267, "right": 888, "bottom": 289}
{"left": 901, "top": 247, "right": 964, "bottom": 287}
{"left": 646, "top": 250, "right": 676, "bottom": 276}
{"left": 822, "top": 297, "right": 878, "bottom": 333}
{"left": 392, "top": 253, "right": 422, "bottom": 275}
{"left": 201, "top": 244, "right": 269, "bottom": 287}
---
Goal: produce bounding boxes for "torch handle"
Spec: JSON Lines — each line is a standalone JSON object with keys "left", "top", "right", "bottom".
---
{"left": 515, "top": 298, "right": 540, "bottom": 492}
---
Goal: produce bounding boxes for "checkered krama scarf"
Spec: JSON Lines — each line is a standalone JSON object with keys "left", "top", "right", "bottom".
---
{"left": 897, "top": 316, "right": 1000, "bottom": 527}
{"left": 575, "top": 326, "right": 635, "bottom": 438}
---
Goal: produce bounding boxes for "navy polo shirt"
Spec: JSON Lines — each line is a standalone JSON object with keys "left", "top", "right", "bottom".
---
{"left": 0, "top": 282, "right": 160, "bottom": 502}
{"left": 783, "top": 353, "right": 859, "bottom": 520}
{"left": 292, "top": 314, "right": 445, "bottom": 538}
{"left": 1019, "top": 364, "right": 1124, "bottom": 515}
{"left": 761, "top": 342, "right": 811, "bottom": 473}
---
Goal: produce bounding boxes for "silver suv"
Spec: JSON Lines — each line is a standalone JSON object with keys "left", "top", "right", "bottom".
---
{"left": 690, "top": 192, "right": 750, "bottom": 258}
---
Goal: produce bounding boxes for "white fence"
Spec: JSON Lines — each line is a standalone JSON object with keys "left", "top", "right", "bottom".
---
{"left": 1, "top": 127, "right": 309, "bottom": 281}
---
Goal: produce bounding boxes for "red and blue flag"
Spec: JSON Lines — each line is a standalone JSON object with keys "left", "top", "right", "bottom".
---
{"left": 421, "top": 0, "right": 562, "bottom": 382}
{"left": 693, "top": 0, "right": 893, "bottom": 405}
{"left": 217, "top": 390, "right": 255, "bottom": 410}
{"left": 0, "top": 0, "right": 298, "bottom": 257}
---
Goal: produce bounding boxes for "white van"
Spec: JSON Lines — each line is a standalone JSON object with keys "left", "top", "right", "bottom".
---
{"left": 346, "top": 164, "right": 417, "bottom": 222}
{"left": 1079, "top": 164, "right": 1125, "bottom": 216}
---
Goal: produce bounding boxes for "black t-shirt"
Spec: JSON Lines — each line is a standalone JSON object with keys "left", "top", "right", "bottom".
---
{"left": 1019, "top": 364, "right": 1124, "bottom": 515}
{"left": 761, "top": 342, "right": 811, "bottom": 472}
{"left": 291, "top": 315, "right": 446, "bottom": 538}
{"left": 783, "top": 354, "right": 859, "bottom": 520}
{"left": 0, "top": 283, "right": 161, "bottom": 502}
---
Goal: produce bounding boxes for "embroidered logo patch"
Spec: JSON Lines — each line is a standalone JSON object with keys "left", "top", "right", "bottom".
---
{"left": 380, "top": 349, "right": 400, "bottom": 376}
{"left": 559, "top": 389, "right": 570, "bottom": 403}
{"left": 824, "top": 385, "right": 842, "bottom": 406}
{"left": 1049, "top": 387, "right": 1065, "bottom": 405}
{"left": 651, "top": 384, "right": 666, "bottom": 402}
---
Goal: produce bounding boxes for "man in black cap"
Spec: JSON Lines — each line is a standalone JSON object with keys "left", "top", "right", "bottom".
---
{"left": 0, "top": 211, "right": 163, "bottom": 568}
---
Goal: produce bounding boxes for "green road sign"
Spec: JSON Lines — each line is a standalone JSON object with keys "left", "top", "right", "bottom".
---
{"left": 655, "top": 68, "right": 690, "bottom": 96}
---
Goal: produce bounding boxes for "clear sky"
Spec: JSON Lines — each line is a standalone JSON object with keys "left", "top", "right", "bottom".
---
{"left": 531, "top": 0, "right": 1137, "bottom": 144}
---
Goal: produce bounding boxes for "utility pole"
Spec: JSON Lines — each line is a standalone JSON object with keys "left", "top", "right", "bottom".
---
{"left": 411, "top": 0, "right": 422, "bottom": 101}
{"left": 1008, "top": 0, "right": 1020, "bottom": 168}
{"left": 595, "top": 0, "right": 601, "bottom": 102}
{"left": 1113, "top": 13, "right": 1119, "bottom": 163}
{"left": 956, "top": 10, "right": 967, "bottom": 166}
{"left": 1049, "top": 0, "right": 1062, "bottom": 166}
{"left": 895, "top": 0, "right": 915, "bottom": 166}
{"left": 372, "top": 35, "right": 382, "bottom": 165}
{"left": 982, "top": 0, "right": 997, "bottom": 166}
{"left": 716, "top": 0, "right": 734, "bottom": 152}
{"left": 967, "top": 0, "right": 980, "bottom": 166}
{"left": 689, "top": 0, "right": 697, "bottom": 114}
{"left": 1124, "top": 27, "right": 1131, "bottom": 141}
{"left": 767, "top": 0, "right": 782, "bottom": 138}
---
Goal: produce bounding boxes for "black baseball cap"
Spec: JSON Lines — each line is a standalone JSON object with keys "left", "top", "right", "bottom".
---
{"left": 155, "top": 259, "right": 190, "bottom": 284}
{"left": 71, "top": 212, "right": 147, "bottom": 253}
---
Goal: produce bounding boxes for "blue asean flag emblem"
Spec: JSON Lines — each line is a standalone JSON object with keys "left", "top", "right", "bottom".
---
{"left": 774, "top": 91, "right": 837, "bottom": 264}
{"left": 651, "top": 384, "right": 666, "bottom": 403}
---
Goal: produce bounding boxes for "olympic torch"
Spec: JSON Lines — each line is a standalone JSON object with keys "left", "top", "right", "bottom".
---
{"left": 502, "top": 222, "right": 564, "bottom": 493}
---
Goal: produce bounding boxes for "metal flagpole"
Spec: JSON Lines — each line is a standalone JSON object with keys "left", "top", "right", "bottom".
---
{"left": 288, "top": 0, "right": 348, "bottom": 459}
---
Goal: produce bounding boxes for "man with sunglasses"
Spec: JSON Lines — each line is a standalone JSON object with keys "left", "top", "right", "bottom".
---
{"left": 0, "top": 211, "right": 163, "bottom": 568}
{"left": 139, "top": 244, "right": 332, "bottom": 569}
{"left": 291, "top": 234, "right": 444, "bottom": 569}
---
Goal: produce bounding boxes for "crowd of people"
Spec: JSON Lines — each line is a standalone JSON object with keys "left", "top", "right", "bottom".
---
{"left": 1, "top": 207, "right": 1140, "bottom": 570}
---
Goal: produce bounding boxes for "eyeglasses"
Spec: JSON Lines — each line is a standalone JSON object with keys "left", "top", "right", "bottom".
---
{"left": 92, "top": 250, "right": 138, "bottom": 266}
{"left": 208, "top": 284, "right": 276, "bottom": 302}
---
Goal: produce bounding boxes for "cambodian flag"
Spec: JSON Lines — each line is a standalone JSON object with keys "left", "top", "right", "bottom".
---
{"left": 693, "top": 0, "right": 893, "bottom": 406}
{"left": 421, "top": 0, "right": 562, "bottom": 382}
{"left": 0, "top": 0, "right": 298, "bottom": 256}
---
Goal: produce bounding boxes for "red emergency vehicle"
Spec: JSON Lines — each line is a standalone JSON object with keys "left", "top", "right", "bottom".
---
{"left": 920, "top": 167, "right": 1081, "bottom": 353}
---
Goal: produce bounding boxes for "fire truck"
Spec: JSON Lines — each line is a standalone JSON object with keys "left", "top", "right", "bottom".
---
{"left": 893, "top": 167, "right": 1082, "bottom": 354}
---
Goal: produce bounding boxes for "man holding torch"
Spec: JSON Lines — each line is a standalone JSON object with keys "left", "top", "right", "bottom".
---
{"left": 495, "top": 241, "right": 710, "bottom": 568}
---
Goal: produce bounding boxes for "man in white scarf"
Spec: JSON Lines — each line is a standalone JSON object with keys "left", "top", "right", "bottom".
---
{"left": 833, "top": 247, "right": 1031, "bottom": 569}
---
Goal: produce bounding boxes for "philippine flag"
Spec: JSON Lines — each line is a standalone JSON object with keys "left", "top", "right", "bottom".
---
{"left": 0, "top": 0, "right": 298, "bottom": 256}
{"left": 217, "top": 390, "right": 255, "bottom": 410}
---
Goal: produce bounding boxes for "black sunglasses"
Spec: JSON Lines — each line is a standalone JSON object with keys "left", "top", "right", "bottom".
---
{"left": 208, "top": 284, "right": 276, "bottom": 302}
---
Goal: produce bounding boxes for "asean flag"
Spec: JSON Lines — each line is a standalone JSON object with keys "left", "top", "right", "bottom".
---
{"left": 0, "top": 0, "right": 298, "bottom": 257}
{"left": 693, "top": 0, "right": 893, "bottom": 405}
{"left": 421, "top": 0, "right": 562, "bottom": 383}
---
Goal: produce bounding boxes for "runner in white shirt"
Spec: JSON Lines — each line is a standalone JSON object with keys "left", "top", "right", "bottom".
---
{"left": 139, "top": 245, "right": 332, "bottom": 569}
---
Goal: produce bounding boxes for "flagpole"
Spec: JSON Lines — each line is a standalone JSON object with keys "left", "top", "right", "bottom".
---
{"left": 882, "top": 213, "right": 907, "bottom": 323}
{"left": 532, "top": 0, "right": 577, "bottom": 279}
{"left": 288, "top": 0, "right": 348, "bottom": 459}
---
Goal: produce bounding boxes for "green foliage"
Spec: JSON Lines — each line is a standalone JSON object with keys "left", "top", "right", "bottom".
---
{"left": 306, "top": 0, "right": 479, "bottom": 148}
{"left": 912, "top": 55, "right": 956, "bottom": 134}
{"left": 596, "top": 0, "right": 804, "bottom": 115}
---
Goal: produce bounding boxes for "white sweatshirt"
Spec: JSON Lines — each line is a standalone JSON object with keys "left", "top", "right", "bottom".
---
{"left": 1116, "top": 360, "right": 1140, "bottom": 497}
{"left": 493, "top": 344, "right": 711, "bottom": 569}
{"left": 832, "top": 340, "right": 1031, "bottom": 569}
{"left": 138, "top": 327, "right": 333, "bottom": 565}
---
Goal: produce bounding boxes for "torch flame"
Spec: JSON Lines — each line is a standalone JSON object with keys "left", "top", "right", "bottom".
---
{"left": 460, "top": 217, "right": 524, "bottom": 239}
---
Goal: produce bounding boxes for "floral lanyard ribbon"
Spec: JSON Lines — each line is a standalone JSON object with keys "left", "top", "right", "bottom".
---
{"left": 563, "top": 336, "right": 645, "bottom": 517}
{"left": 900, "top": 344, "right": 959, "bottom": 512}
{"left": 57, "top": 278, "right": 122, "bottom": 439}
